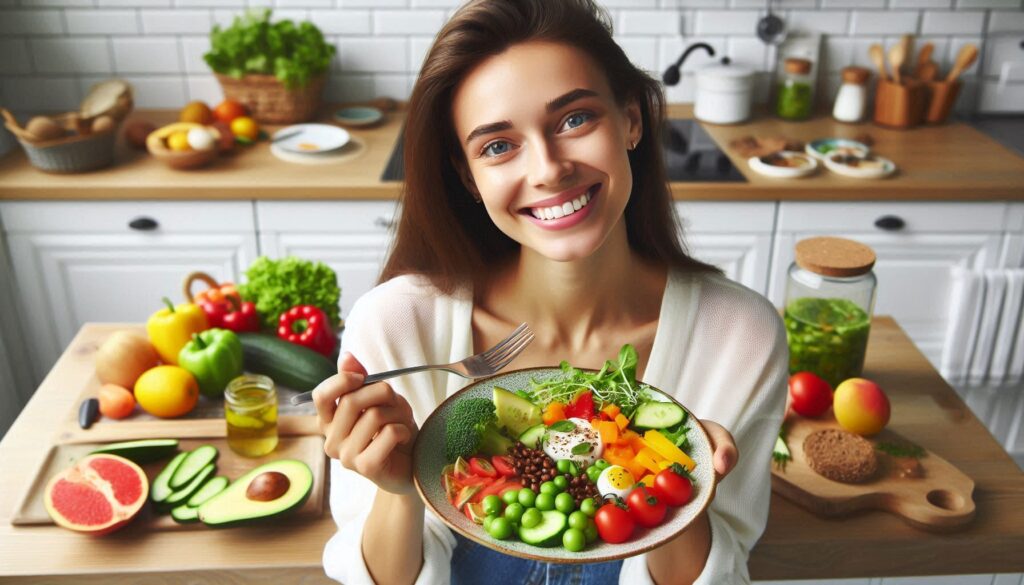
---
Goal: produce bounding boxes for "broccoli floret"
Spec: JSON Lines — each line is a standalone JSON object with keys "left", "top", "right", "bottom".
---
{"left": 445, "top": 398, "right": 513, "bottom": 462}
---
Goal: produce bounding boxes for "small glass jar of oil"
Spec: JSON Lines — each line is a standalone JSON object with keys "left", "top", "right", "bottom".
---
{"left": 225, "top": 374, "right": 279, "bottom": 457}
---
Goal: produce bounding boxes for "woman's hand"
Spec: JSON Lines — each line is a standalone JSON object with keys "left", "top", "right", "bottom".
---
{"left": 700, "top": 419, "right": 738, "bottom": 482}
{"left": 313, "top": 352, "right": 419, "bottom": 496}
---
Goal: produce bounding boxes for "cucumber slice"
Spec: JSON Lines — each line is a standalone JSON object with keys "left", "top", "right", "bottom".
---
{"left": 493, "top": 387, "right": 542, "bottom": 436}
{"left": 151, "top": 452, "right": 188, "bottom": 504}
{"left": 162, "top": 463, "right": 216, "bottom": 508}
{"left": 89, "top": 439, "right": 179, "bottom": 464}
{"left": 171, "top": 504, "right": 200, "bottom": 524}
{"left": 633, "top": 402, "right": 685, "bottom": 429}
{"left": 517, "top": 510, "right": 567, "bottom": 547}
{"left": 518, "top": 424, "right": 546, "bottom": 449}
{"left": 170, "top": 445, "right": 219, "bottom": 490}
{"left": 187, "top": 475, "right": 230, "bottom": 508}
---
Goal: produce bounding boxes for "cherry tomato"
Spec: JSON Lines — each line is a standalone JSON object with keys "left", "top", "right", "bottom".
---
{"left": 594, "top": 501, "right": 634, "bottom": 544}
{"left": 491, "top": 455, "right": 517, "bottom": 477}
{"left": 651, "top": 463, "right": 693, "bottom": 507}
{"left": 789, "top": 371, "right": 834, "bottom": 418}
{"left": 469, "top": 457, "right": 498, "bottom": 478}
{"left": 626, "top": 485, "right": 667, "bottom": 527}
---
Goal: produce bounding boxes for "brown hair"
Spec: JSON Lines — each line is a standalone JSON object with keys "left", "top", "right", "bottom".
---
{"left": 379, "top": 0, "right": 721, "bottom": 293}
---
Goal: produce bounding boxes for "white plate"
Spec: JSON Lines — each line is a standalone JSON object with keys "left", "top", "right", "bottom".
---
{"left": 823, "top": 154, "right": 897, "bottom": 179}
{"left": 748, "top": 151, "right": 819, "bottom": 178}
{"left": 805, "top": 138, "right": 870, "bottom": 160}
{"left": 272, "top": 124, "right": 350, "bottom": 154}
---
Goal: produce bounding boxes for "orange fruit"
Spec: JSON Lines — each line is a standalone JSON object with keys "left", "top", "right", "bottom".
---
{"left": 230, "top": 116, "right": 259, "bottom": 141}
{"left": 179, "top": 101, "right": 213, "bottom": 124}
{"left": 213, "top": 100, "right": 247, "bottom": 124}
{"left": 134, "top": 366, "right": 199, "bottom": 418}
{"left": 98, "top": 383, "right": 135, "bottom": 420}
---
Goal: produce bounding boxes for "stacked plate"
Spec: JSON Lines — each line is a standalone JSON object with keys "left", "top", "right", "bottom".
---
{"left": 270, "top": 124, "right": 353, "bottom": 164}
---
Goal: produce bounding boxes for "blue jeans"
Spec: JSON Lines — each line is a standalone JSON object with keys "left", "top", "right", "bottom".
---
{"left": 450, "top": 533, "right": 623, "bottom": 585}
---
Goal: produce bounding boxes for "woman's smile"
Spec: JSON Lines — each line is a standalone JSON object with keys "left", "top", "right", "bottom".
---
{"left": 520, "top": 183, "right": 600, "bottom": 230}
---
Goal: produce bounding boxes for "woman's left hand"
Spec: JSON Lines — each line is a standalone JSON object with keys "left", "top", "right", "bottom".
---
{"left": 700, "top": 419, "right": 738, "bottom": 482}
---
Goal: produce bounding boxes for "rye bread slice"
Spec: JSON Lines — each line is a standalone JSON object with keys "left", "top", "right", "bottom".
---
{"left": 803, "top": 428, "right": 878, "bottom": 484}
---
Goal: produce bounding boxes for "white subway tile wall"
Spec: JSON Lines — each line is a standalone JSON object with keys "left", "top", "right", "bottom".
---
{"left": 0, "top": 0, "right": 1021, "bottom": 115}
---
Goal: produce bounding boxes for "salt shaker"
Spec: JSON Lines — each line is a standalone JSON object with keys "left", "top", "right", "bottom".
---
{"left": 833, "top": 66, "right": 870, "bottom": 123}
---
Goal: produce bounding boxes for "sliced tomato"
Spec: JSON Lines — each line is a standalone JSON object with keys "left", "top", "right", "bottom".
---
{"left": 472, "top": 478, "right": 523, "bottom": 504}
{"left": 469, "top": 456, "right": 498, "bottom": 478}
{"left": 564, "top": 390, "right": 595, "bottom": 419}
{"left": 491, "top": 455, "right": 517, "bottom": 477}
{"left": 457, "top": 475, "right": 492, "bottom": 487}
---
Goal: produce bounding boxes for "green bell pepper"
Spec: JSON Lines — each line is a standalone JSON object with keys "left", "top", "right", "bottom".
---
{"left": 178, "top": 328, "right": 244, "bottom": 398}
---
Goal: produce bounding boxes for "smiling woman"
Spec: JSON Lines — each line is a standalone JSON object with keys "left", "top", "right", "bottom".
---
{"left": 314, "top": 1, "right": 789, "bottom": 585}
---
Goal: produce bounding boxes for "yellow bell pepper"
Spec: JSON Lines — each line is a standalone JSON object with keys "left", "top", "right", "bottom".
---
{"left": 146, "top": 297, "right": 208, "bottom": 365}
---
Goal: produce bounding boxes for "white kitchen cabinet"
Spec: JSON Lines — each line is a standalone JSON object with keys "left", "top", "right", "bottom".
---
{"left": 0, "top": 201, "right": 258, "bottom": 383}
{"left": 255, "top": 200, "right": 399, "bottom": 321}
{"left": 768, "top": 202, "right": 1008, "bottom": 370}
{"left": 675, "top": 201, "right": 776, "bottom": 296}
{"left": 1001, "top": 203, "right": 1024, "bottom": 268}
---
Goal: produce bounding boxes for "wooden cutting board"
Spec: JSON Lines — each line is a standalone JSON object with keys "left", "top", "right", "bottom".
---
{"left": 770, "top": 413, "right": 976, "bottom": 532}
{"left": 11, "top": 435, "right": 327, "bottom": 530}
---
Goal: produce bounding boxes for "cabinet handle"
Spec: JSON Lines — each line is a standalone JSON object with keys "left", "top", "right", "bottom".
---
{"left": 128, "top": 217, "right": 159, "bottom": 231}
{"left": 874, "top": 215, "right": 905, "bottom": 231}
{"left": 374, "top": 216, "right": 393, "bottom": 229}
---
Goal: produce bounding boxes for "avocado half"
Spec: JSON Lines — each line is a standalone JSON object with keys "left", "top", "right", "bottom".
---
{"left": 197, "top": 459, "right": 313, "bottom": 527}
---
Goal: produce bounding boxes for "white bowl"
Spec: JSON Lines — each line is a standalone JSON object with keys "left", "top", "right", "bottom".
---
{"left": 823, "top": 154, "right": 897, "bottom": 179}
{"left": 805, "top": 138, "right": 870, "bottom": 160}
{"left": 748, "top": 151, "right": 819, "bottom": 179}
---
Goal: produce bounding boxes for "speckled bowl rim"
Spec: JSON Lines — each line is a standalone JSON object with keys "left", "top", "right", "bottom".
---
{"left": 412, "top": 367, "right": 716, "bottom": 564}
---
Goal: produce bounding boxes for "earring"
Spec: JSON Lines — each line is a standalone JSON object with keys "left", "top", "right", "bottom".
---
{"left": 629, "top": 139, "right": 637, "bottom": 151}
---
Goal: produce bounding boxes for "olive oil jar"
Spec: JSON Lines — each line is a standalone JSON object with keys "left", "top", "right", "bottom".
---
{"left": 225, "top": 374, "right": 279, "bottom": 457}
{"left": 784, "top": 237, "right": 877, "bottom": 388}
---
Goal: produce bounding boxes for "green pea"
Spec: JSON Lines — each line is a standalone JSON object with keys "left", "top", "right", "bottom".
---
{"left": 568, "top": 510, "right": 589, "bottom": 531}
{"left": 535, "top": 492, "right": 555, "bottom": 511}
{"left": 539, "top": 481, "right": 558, "bottom": 495}
{"left": 487, "top": 516, "right": 513, "bottom": 540}
{"left": 586, "top": 466, "right": 603, "bottom": 483}
{"left": 594, "top": 459, "right": 610, "bottom": 470}
{"left": 483, "top": 515, "right": 495, "bottom": 531}
{"left": 502, "top": 489, "right": 519, "bottom": 505}
{"left": 556, "top": 459, "right": 572, "bottom": 474}
{"left": 554, "top": 492, "right": 575, "bottom": 514}
{"left": 584, "top": 519, "right": 599, "bottom": 544}
{"left": 517, "top": 488, "right": 536, "bottom": 508}
{"left": 553, "top": 476, "right": 569, "bottom": 491}
{"left": 482, "top": 494, "right": 503, "bottom": 516}
{"left": 562, "top": 528, "right": 586, "bottom": 552}
{"left": 521, "top": 507, "right": 542, "bottom": 529}
{"left": 503, "top": 502, "right": 524, "bottom": 523}
{"left": 580, "top": 497, "right": 597, "bottom": 517}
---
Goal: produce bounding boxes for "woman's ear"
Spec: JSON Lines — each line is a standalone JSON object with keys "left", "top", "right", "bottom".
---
{"left": 624, "top": 98, "right": 643, "bottom": 148}
{"left": 450, "top": 154, "right": 482, "bottom": 202}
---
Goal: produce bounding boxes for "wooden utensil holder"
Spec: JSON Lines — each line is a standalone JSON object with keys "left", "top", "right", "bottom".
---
{"left": 924, "top": 79, "right": 961, "bottom": 125}
{"left": 873, "top": 79, "right": 927, "bottom": 129}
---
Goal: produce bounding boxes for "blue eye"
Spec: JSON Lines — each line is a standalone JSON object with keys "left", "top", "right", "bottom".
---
{"left": 563, "top": 112, "right": 592, "bottom": 130}
{"left": 483, "top": 141, "right": 512, "bottom": 157}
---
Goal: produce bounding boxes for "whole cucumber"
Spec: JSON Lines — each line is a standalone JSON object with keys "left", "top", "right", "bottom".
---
{"left": 238, "top": 333, "right": 336, "bottom": 392}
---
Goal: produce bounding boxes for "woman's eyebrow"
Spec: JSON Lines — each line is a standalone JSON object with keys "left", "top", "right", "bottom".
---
{"left": 463, "top": 88, "right": 600, "bottom": 146}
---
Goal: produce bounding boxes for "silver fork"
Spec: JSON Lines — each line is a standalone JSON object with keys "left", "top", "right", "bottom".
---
{"left": 290, "top": 323, "right": 534, "bottom": 405}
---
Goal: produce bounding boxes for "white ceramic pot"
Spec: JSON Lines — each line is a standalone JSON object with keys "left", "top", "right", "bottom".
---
{"left": 694, "top": 60, "right": 755, "bottom": 125}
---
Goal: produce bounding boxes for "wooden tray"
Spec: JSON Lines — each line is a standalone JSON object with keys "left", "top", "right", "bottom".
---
{"left": 771, "top": 413, "right": 976, "bottom": 532}
{"left": 11, "top": 435, "right": 327, "bottom": 530}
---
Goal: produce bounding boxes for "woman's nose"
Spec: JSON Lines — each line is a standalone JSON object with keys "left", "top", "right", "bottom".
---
{"left": 527, "top": 139, "right": 574, "bottom": 188}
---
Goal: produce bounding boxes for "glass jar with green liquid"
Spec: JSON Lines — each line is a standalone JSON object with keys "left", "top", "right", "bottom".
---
{"left": 784, "top": 237, "right": 877, "bottom": 388}
{"left": 225, "top": 374, "right": 279, "bottom": 457}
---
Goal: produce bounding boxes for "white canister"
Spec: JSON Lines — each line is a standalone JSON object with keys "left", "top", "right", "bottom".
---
{"left": 694, "top": 59, "right": 755, "bottom": 125}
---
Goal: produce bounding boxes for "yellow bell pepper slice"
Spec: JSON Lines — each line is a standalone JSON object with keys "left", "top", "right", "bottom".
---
{"left": 643, "top": 430, "right": 696, "bottom": 472}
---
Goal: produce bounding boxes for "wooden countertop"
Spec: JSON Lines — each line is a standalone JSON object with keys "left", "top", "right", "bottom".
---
{"left": 1, "top": 317, "right": 1022, "bottom": 582}
{"left": 1, "top": 104, "right": 1022, "bottom": 201}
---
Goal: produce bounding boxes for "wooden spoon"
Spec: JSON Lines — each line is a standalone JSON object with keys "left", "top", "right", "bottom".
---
{"left": 914, "top": 42, "right": 934, "bottom": 78}
{"left": 946, "top": 44, "right": 979, "bottom": 83}
{"left": 899, "top": 35, "right": 914, "bottom": 77}
{"left": 888, "top": 43, "right": 906, "bottom": 84}
{"left": 869, "top": 44, "right": 888, "bottom": 82}
{"left": 918, "top": 61, "right": 939, "bottom": 83}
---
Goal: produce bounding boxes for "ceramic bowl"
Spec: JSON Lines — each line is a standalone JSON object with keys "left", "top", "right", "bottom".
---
{"left": 333, "top": 106, "right": 384, "bottom": 128}
{"left": 823, "top": 154, "right": 897, "bottom": 179}
{"left": 146, "top": 126, "right": 220, "bottom": 170}
{"left": 805, "top": 138, "right": 870, "bottom": 160}
{"left": 412, "top": 367, "right": 715, "bottom": 564}
{"left": 748, "top": 151, "right": 819, "bottom": 179}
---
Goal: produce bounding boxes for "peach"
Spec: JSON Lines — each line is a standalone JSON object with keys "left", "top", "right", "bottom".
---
{"left": 833, "top": 378, "right": 890, "bottom": 436}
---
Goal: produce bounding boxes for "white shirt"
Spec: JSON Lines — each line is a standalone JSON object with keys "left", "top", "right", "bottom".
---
{"left": 323, "top": 266, "right": 789, "bottom": 584}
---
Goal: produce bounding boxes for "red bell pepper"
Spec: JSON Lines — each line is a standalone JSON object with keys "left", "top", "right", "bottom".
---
{"left": 277, "top": 305, "right": 336, "bottom": 357}
{"left": 198, "top": 296, "right": 260, "bottom": 333}
{"left": 564, "top": 390, "right": 595, "bottom": 419}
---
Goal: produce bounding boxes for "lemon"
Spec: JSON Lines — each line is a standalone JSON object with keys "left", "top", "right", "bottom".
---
{"left": 134, "top": 366, "right": 199, "bottom": 418}
{"left": 167, "top": 131, "right": 191, "bottom": 152}
{"left": 230, "top": 116, "right": 259, "bottom": 141}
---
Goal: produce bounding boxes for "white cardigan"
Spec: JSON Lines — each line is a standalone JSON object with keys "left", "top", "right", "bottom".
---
{"left": 322, "top": 267, "right": 789, "bottom": 585}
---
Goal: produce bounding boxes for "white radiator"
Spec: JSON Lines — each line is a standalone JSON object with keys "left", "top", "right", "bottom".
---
{"left": 941, "top": 268, "right": 1024, "bottom": 387}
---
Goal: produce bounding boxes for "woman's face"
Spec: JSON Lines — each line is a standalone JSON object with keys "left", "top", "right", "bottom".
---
{"left": 451, "top": 41, "right": 642, "bottom": 263}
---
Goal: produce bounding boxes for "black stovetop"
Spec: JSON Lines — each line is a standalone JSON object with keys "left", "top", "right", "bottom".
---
{"left": 381, "top": 118, "right": 746, "bottom": 183}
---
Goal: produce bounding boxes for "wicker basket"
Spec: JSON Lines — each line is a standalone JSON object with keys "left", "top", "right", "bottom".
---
{"left": 215, "top": 73, "right": 326, "bottom": 124}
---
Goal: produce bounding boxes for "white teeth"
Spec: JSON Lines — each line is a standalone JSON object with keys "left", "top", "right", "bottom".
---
{"left": 529, "top": 189, "right": 593, "bottom": 221}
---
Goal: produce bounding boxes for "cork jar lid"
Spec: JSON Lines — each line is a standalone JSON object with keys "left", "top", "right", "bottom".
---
{"left": 784, "top": 58, "right": 812, "bottom": 75}
{"left": 841, "top": 66, "right": 871, "bottom": 85}
{"left": 795, "top": 236, "right": 876, "bottom": 277}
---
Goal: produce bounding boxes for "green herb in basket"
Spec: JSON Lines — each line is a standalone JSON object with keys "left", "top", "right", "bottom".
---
{"left": 203, "top": 8, "right": 335, "bottom": 90}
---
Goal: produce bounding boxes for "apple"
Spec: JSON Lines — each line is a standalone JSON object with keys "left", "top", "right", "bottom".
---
{"left": 833, "top": 377, "right": 890, "bottom": 436}
{"left": 788, "top": 372, "right": 833, "bottom": 417}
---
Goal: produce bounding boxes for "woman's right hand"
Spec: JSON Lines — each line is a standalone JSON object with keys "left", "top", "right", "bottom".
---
{"left": 313, "top": 352, "right": 419, "bottom": 496}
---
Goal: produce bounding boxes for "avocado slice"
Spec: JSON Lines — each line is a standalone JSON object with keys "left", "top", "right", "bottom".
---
{"left": 198, "top": 460, "right": 313, "bottom": 528}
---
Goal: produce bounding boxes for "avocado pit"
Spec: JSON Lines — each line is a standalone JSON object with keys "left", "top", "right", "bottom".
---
{"left": 246, "top": 471, "right": 290, "bottom": 501}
